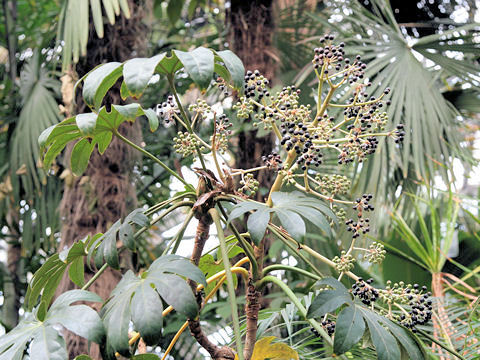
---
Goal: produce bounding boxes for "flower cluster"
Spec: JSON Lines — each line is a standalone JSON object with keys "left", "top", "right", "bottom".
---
{"left": 364, "top": 242, "right": 386, "bottom": 264}
{"left": 333, "top": 250, "right": 355, "bottom": 272}
{"left": 173, "top": 132, "right": 204, "bottom": 157}
{"left": 238, "top": 173, "right": 259, "bottom": 197}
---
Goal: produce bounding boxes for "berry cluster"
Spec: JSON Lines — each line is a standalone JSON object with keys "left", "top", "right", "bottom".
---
{"left": 394, "top": 124, "right": 406, "bottom": 143}
{"left": 173, "top": 132, "right": 204, "bottom": 157}
{"left": 262, "top": 152, "right": 283, "bottom": 171}
{"left": 315, "top": 174, "right": 350, "bottom": 197}
{"left": 238, "top": 173, "right": 259, "bottom": 197}
{"left": 243, "top": 70, "right": 270, "bottom": 99}
{"left": 353, "top": 194, "right": 374, "bottom": 217}
{"left": 345, "top": 218, "right": 370, "bottom": 238}
{"left": 333, "top": 250, "right": 355, "bottom": 272}
{"left": 215, "top": 76, "right": 230, "bottom": 96}
{"left": 212, "top": 114, "right": 233, "bottom": 154}
{"left": 332, "top": 204, "right": 347, "bottom": 222}
{"left": 157, "top": 95, "right": 179, "bottom": 126}
{"left": 188, "top": 99, "right": 212, "bottom": 120}
{"left": 398, "top": 285, "right": 432, "bottom": 331}
{"left": 364, "top": 242, "right": 386, "bottom": 264}
{"left": 310, "top": 319, "right": 336, "bottom": 338}
{"left": 352, "top": 278, "right": 379, "bottom": 306}
{"left": 321, "top": 319, "right": 336, "bottom": 336}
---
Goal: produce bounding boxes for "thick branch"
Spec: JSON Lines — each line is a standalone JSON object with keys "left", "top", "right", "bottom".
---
{"left": 187, "top": 213, "right": 236, "bottom": 360}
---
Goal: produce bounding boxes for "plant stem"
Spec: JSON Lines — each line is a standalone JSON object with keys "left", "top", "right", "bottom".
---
{"left": 81, "top": 263, "right": 108, "bottom": 290}
{"left": 262, "top": 264, "right": 322, "bottom": 281}
{"left": 167, "top": 75, "right": 209, "bottom": 172}
{"left": 257, "top": 275, "right": 333, "bottom": 347}
{"left": 417, "top": 329, "right": 467, "bottom": 360}
{"left": 209, "top": 208, "right": 244, "bottom": 360}
{"left": 217, "top": 202, "right": 259, "bottom": 280}
{"left": 113, "top": 129, "right": 189, "bottom": 187}
{"left": 267, "top": 225, "right": 324, "bottom": 278}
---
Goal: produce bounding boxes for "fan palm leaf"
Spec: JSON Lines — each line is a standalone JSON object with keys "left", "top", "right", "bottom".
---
{"left": 10, "top": 51, "right": 61, "bottom": 197}
{"left": 301, "top": 0, "right": 479, "bottom": 201}
{"left": 57, "top": 0, "right": 131, "bottom": 69}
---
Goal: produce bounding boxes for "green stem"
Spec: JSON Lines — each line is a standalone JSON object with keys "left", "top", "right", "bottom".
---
{"left": 164, "top": 209, "right": 195, "bottom": 255}
{"left": 113, "top": 129, "right": 189, "bottom": 187}
{"left": 257, "top": 276, "right": 333, "bottom": 347}
{"left": 269, "top": 223, "right": 359, "bottom": 281}
{"left": 417, "top": 329, "right": 467, "bottom": 360}
{"left": 268, "top": 224, "right": 324, "bottom": 278}
{"left": 82, "top": 263, "right": 108, "bottom": 290}
{"left": 209, "top": 208, "right": 244, "bottom": 360}
{"left": 262, "top": 265, "right": 322, "bottom": 281}
{"left": 167, "top": 75, "right": 208, "bottom": 172}
{"left": 217, "top": 202, "right": 259, "bottom": 280}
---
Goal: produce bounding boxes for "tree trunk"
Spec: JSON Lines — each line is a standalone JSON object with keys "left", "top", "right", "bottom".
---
{"left": 227, "top": 2, "right": 276, "bottom": 359}
{"left": 227, "top": 0, "right": 276, "bottom": 198}
{"left": 57, "top": 1, "right": 150, "bottom": 358}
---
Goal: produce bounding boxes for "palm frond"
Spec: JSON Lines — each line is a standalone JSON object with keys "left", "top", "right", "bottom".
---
{"left": 10, "top": 51, "right": 61, "bottom": 197}
{"left": 57, "top": 0, "right": 131, "bottom": 69}
{"left": 301, "top": 0, "right": 480, "bottom": 203}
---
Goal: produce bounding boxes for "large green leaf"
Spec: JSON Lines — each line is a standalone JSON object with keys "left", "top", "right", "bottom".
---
{"left": 333, "top": 305, "right": 365, "bottom": 354}
{"left": 359, "top": 308, "right": 401, "bottom": 360}
{"left": 123, "top": 54, "right": 166, "bottom": 98}
{"left": 215, "top": 50, "right": 245, "bottom": 90}
{"left": 174, "top": 47, "right": 215, "bottom": 89}
{"left": 306, "top": 277, "right": 352, "bottom": 318}
{"left": 101, "top": 255, "right": 205, "bottom": 356}
{"left": 25, "top": 236, "right": 97, "bottom": 310}
{"left": 39, "top": 104, "right": 159, "bottom": 174}
{"left": 0, "top": 290, "right": 104, "bottom": 360}
{"left": 228, "top": 191, "right": 335, "bottom": 245}
{"left": 82, "top": 62, "right": 123, "bottom": 110}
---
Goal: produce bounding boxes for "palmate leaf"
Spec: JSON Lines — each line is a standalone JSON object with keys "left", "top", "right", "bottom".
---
{"left": 228, "top": 191, "right": 335, "bottom": 245}
{"left": 79, "top": 47, "right": 244, "bottom": 112}
{"left": 58, "top": 0, "right": 131, "bottom": 69}
{"left": 101, "top": 255, "right": 206, "bottom": 357}
{"left": 88, "top": 208, "right": 149, "bottom": 269}
{"left": 303, "top": 0, "right": 479, "bottom": 201}
{"left": 25, "top": 235, "right": 100, "bottom": 310}
{"left": 11, "top": 51, "right": 61, "bottom": 197}
{"left": 305, "top": 278, "right": 425, "bottom": 359}
{"left": 0, "top": 290, "right": 104, "bottom": 360}
{"left": 39, "top": 103, "right": 158, "bottom": 175}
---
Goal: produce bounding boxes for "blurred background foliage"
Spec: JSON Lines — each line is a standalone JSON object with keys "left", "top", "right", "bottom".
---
{"left": 0, "top": 0, "right": 479, "bottom": 358}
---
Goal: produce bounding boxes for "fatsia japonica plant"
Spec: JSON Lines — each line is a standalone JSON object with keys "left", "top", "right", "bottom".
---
{"left": 1, "top": 39, "right": 467, "bottom": 360}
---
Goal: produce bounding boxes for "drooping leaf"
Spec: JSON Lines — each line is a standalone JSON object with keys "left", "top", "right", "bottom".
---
{"left": 0, "top": 290, "right": 104, "bottom": 360}
{"left": 101, "top": 255, "right": 205, "bottom": 356}
{"left": 82, "top": 62, "right": 123, "bottom": 110}
{"left": 359, "top": 307, "right": 401, "bottom": 360}
{"left": 215, "top": 50, "right": 245, "bottom": 90}
{"left": 334, "top": 305, "right": 365, "bottom": 354}
{"left": 175, "top": 47, "right": 215, "bottom": 89}
{"left": 307, "top": 277, "right": 352, "bottom": 318}
{"left": 123, "top": 54, "right": 166, "bottom": 98}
